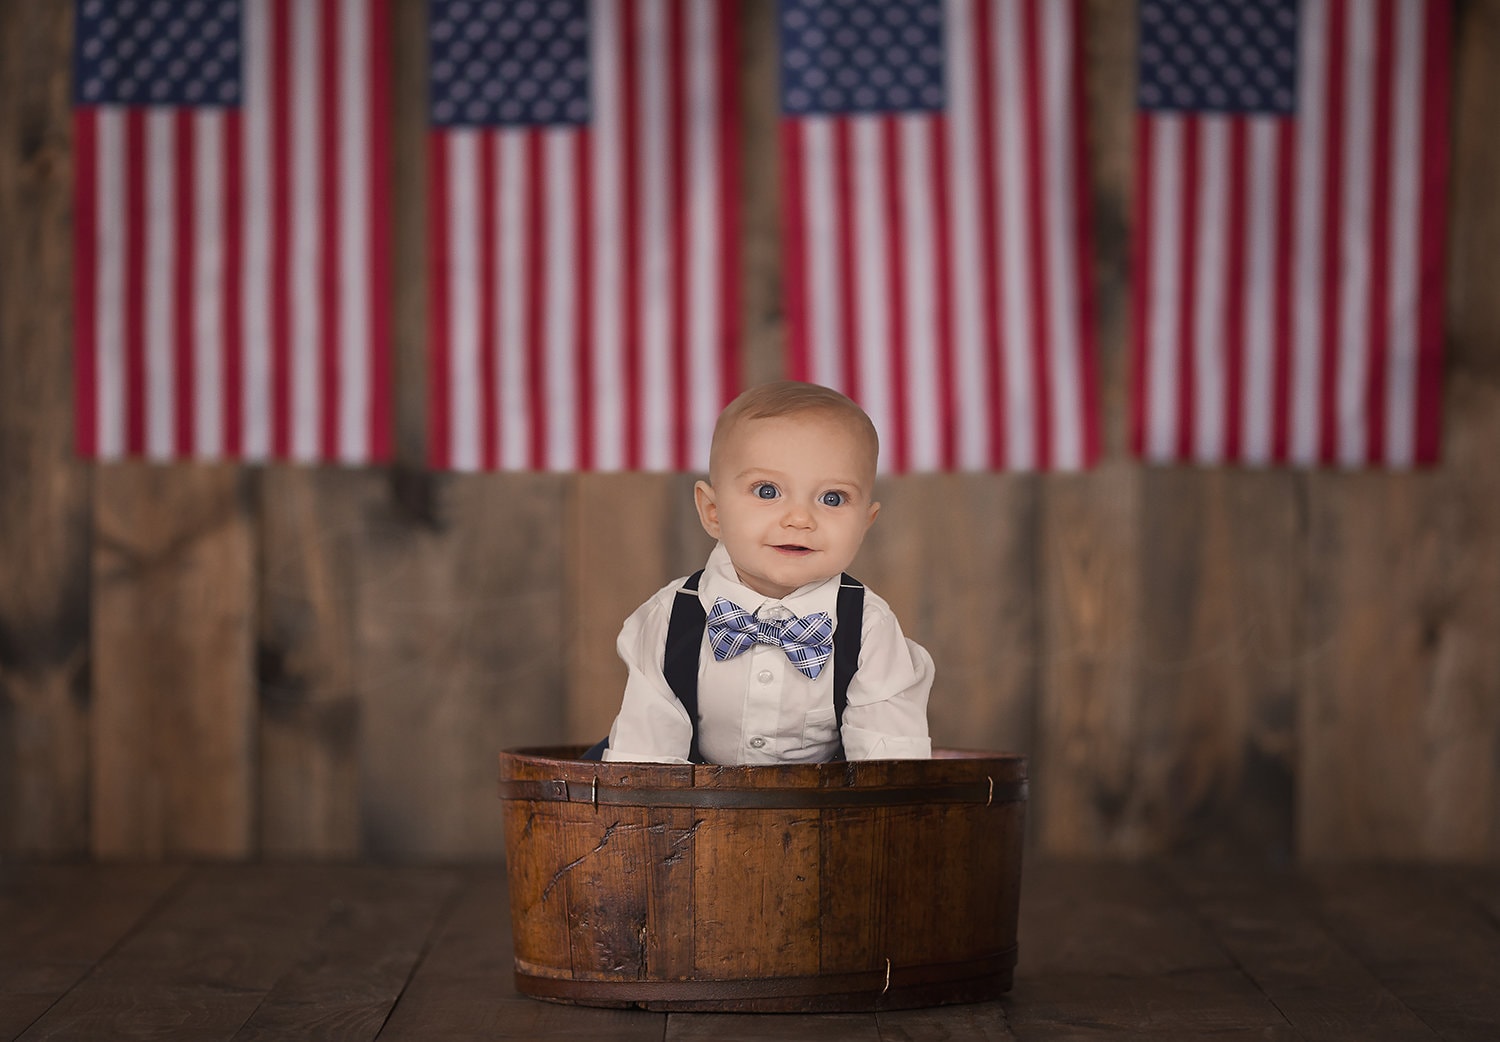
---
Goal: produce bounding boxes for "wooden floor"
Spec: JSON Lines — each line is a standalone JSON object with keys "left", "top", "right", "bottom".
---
{"left": 2, "top": 862, "right": 1498, "bottom": 1041}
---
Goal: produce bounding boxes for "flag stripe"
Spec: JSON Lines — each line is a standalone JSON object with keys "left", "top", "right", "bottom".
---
{"left": 173, "top": 110, "right": 195, "bottom": 459}
{"left": 525, "top": 130, "right": 546, "bottom": 469}
{"left": 75, "top": 107, "right": 99, "bottom": 458}
{"left": 997, "top": 0, "right": 1038, "bottom": 468}
{"left": 592, "top": 0, "right": 623, "bottom": 470}
{"left": 975, "top": 0, "right": 1005, "bottom": 468}
{"left": 667, "top": 0, "right": 688, "bottom": 469}
{"left": 269, "top": 0, "right": 291, "bottom": 458}
{"left": 193, "top": 113, "right": 222, "bottom": 457}
{"left": 1222, "top": 118, "right": 1246, "bottom": 460}
{"left": 427, "top": 132, "right": 452, "bottom": 470}
{"left": 479, "top": 129, "right": 499, "bottom": 471}
{"left": 1020, "top": 0, "right": 1053, "bottom": 469}
{"left": 713, "top": 0, "right": 739, "bottom": 413}
{"left": 1130, "top": 110, "right": 1153, "bottom": 459}
{"left": 947, "top": 0, "right": 991, "bottom": 467}
{"left": 882, "top": 117, "right": 909, "bottom": 474}
{"left": 1365, "top": 0, "right": 1395, "bottom": 464}
{"left": 928, "top": 115, "right": 957, "bottom": 470}
{"left": 1175, "top": 116, "right": 1199, "bottom": 462}
{"left": 243, "top": 0, "right": 270, "bottom": 459}
{"left": 1270, "top": 116, "right": 1295, "bottom": 463}
{"left": 125, "top": 110, "right": 147, "bottom": 457}
{"left": 575, "top": 127, "right": 595, "bottom": 470}
{"left": 835, "top": 119, "right": 859, "bottom": 403}
{"left": 621, "top": 0, "right": 644, "bottom": 468}
{"left": 1414, "top": 0, "right": 1451, "bottom": 464}
{"left": 781, "top": 119, "right": 810, "bottom": 390}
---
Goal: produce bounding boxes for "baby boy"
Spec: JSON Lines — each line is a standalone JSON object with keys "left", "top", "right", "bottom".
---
{"left": 598, "top": 381, "right": 932, "bottom": 764}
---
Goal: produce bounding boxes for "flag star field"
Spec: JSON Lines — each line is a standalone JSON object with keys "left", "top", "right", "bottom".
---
{"left": 1136, "top": 0, "right": 1298, "bottom": 114}
{"left": 428, "top": 0, "right": 591, "bottom": 128}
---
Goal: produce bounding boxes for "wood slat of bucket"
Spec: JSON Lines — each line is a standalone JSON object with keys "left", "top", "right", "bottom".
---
{"left": 498, "top": 748, "right": 1026, "bottom": 1012}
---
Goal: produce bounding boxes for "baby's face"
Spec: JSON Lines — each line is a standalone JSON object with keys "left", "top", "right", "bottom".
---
{"left": 695, "top": 412, "right": 879, "bottom": 600}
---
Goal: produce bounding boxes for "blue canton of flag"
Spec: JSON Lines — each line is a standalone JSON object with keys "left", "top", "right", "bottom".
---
{"left": 428, "top": 0, "right": 591, "bottom": 127}
{"left": 1136, "top": 0, "right": 1298, "bottom": 114}
{"left": 779, "top": 0, "right": 945, "bottom": 115}
{"left": 73, "top": 0, "right": 243, "bottom": 108}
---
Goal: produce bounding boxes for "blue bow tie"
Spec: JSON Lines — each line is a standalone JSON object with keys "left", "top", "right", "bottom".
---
{"left": 706, "top": 598, "right": 834, "bottom": 679}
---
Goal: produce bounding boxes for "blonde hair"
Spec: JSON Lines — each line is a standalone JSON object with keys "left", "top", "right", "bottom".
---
{"left": 708, "top": 381, "right": 879, "bottom": 481}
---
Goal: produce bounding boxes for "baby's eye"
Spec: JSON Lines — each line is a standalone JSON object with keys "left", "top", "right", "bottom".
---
{"left": 752, "top": 482, "right": 780, "bottom": 500}
{"left": 819, "top": 490, "right": 847, "bottom": 507}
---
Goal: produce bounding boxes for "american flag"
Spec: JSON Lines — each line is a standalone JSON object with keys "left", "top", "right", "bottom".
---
{"left": 778, "top": 0, "right": 1099, "bottom": 473}
{"left": 428, "top": 0, "right": 740, "bottom": 472}
{"left": 1132, "top": 0, "right": 1453, "bottom": 467}
{"left": 72, "top": 0, "right": 392, "bottom": 464}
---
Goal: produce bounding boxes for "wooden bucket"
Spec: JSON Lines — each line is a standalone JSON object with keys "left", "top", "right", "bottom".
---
{"left": 498, "top": 747, "right": 1027, "bottom": 1012}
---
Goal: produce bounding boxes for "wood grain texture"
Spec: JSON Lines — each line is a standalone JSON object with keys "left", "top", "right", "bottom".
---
{"left": 228, "top": 868, "right": 461, "bottom": 1042}
{"left": 1134, "top": 469, "right": 1302, "bottom": 862}
{"left": 17, "top": 867, "right": 361, "bottom": 1041}
{"left": 876, "top": 1003, "right": 1014, "bottom": 1042}
{"left": 0, "top": 0, "right": 92, "bottom": 857}
{"left": 857, "top": 475, "right": 1039, "bottom": 757}
{"left": 1009, "top": 864, "right": 1298, "bottom": 1041}
{"left": 1164, "top": 864, "right": 1441, "bottom": 1041}
{"left": 4, "top": 862, "right": 1497, "bottom": 1041}
{"left": 378, "top": 869, "right": 668, "bottom": 1042}
{"left": 0, "top": 864, "right": 185, "bottom": 1040}
{"left": 1307, "top": 867, "right": 1500, "bottom": 1041}
{"left": 91, "top": 464, "right": 256, "bottom": 859}
{"left": 666, "top": 1013, "right": 879, "bottom": 1042}
{"left": 564, "top": 474, "right": 712, "bottom": 747}
{"left": 257, "top": 468, "right": 378, "bottom": 857}
{"left": 356, "top": 473, "right": 569, "bottom": 860}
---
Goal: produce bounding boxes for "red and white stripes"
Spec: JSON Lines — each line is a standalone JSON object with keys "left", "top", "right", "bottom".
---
{"left": 781, "top": 0, "right": 1098, "bottom": 473}
{"left": 428, "top": 0, "right": 739, "bottom": 472}
{"left": 73, "top": 0, "right": 390, "bottom": 464}
{"left": 1132, "top": 0, "right": 1451, "bottom": 468}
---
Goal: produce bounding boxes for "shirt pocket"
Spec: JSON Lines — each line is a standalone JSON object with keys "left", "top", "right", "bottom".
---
{"left": 801, "top": 704, "right": 838, "bottom": 746}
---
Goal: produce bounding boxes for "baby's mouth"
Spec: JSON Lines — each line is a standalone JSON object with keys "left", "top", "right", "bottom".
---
{"left": 773, "top": 544, "right": 814, "bottom": 554}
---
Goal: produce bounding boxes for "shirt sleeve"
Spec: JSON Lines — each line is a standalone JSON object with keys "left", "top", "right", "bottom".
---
{"left": 839, "top": 598, "right": 935, "bottom": 761}
{"left": 601, "top": 589, "right": 696, "bottom": 764}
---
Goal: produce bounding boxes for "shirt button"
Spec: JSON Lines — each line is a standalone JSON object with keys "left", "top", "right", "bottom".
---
{"left": 749, "top": 736, "right": 767, "bottom": 749}
{"left": 757, "top": 670, "right": 774, "bottom": 684}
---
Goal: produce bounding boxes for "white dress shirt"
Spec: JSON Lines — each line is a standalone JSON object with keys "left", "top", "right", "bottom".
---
{"left": 603, "top": 542, "right": 933, "bottom": 764}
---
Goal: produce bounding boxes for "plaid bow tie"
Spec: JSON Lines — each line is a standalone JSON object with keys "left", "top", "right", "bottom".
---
{"left": 706, "top": 598, "right": 834, "bottom": 679}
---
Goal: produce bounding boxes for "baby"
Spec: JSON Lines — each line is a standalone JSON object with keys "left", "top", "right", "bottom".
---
{"left": 596, "top": 381, "right": 933, "bottom": 764}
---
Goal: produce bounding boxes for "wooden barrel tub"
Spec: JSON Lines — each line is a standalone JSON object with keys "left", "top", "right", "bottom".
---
{"left": 498, "top": 747, "right": 1027, "bottom": 1012}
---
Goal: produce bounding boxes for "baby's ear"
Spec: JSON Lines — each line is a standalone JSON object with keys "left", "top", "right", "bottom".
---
{"left": 693, "top": 480, "right": 721, "bottom": 538}
{"left": 865, "top": 500, "right": 881, "bottom": 530}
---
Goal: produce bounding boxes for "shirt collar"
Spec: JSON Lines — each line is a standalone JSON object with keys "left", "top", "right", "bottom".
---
{"left": 700, "top": 542, "right": 841, "bottom": 619}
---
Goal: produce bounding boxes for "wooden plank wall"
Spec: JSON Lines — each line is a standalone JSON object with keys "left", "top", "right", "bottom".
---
{"left": 1, "top": 0, "right": 1497, "bottom": 863}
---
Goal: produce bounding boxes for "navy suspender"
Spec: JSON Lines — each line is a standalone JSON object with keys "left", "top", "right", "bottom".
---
{"left": 663, "top": 571, "right": 709, "bottom": 764}
{"left": 664, "top": 571, "right": 865, "bottom": 763}
{"left": 831, "top": 576, "right": 864, "bottom": 738}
